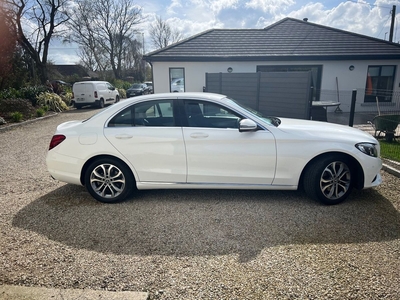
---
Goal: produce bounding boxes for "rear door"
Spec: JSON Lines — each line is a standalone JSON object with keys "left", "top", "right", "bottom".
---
{"left": 104, "top": 99, "right": 186, "bottom": 183}
{"left": 73, "top": 82, "right": 94, "bottom": 103}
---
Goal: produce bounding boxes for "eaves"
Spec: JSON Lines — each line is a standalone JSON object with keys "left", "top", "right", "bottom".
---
{"left": 144, "top": 54, "right": 400, "bottom": 63}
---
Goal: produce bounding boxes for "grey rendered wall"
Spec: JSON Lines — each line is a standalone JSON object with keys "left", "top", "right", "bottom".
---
{"left": 205, "top": 72, "right": 312, "bottom": 119}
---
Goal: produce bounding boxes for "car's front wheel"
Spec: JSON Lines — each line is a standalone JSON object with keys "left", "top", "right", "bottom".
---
{"left": 84, "top": 158, "right": 135, "bottom": 203}
{"left": 303, "top": 155, "right": 353, "bottom": 205}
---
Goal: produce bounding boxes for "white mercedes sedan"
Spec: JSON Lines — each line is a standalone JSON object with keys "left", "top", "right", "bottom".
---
{"left": 46, "top": 92, "right": 382, "bottom": 205}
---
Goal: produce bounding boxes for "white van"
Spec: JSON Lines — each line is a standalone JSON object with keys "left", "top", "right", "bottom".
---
{"left": 72, "top": 81, "right": 120, "bottom": 109}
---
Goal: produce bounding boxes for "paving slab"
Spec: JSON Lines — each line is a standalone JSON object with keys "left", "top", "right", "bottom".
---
{"left": 0, "top": 285, "right": 148, "bottom": 300}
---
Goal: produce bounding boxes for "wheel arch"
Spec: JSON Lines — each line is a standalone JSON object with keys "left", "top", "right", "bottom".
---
{"left": 299, "top": 151, "right": 365, "bottom": 190}
{"left": 80, "top": 154, "right": 136, "bottom": 186}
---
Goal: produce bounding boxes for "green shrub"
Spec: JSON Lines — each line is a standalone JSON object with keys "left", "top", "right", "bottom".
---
{"left": 112, "top": 79, "right": 132, "bottom": 90}
{"left": 0, "top": 88, "right": 21, "bottom": 100}
{"left": 0, "top": 99, "right": 37, "bottom": 119}
{"left": 36, "top": 92, "right": 69, "bottom": 112}
{"left": 36, "top": 108, "right": 45, "bottom": 117}
{"left": 117, "top": 88, "right": 126, "bottom": 99}
{"left": 11, "top": 111, "right": 23, "bottom": 122}
{"left": 0, "top": 85, "right": 48, "bottom": 107}
{"left": 60, "top": 92, "right": 73, "bottom": 106}
{"left": 20, "top": 85, "right": 48, "bottom": 106}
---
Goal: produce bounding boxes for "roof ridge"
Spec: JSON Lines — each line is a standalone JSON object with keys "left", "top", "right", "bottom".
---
{"left": 277, "top": 17, "right": 400, "bottom": 48}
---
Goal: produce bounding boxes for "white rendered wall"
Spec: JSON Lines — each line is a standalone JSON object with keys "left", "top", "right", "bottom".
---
{"left": 151, "top": 59, "right": 400, "bottom": 113}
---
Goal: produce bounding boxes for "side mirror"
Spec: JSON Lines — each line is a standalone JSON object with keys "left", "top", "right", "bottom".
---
{"left": 239, "top": 119, "right": 258, "bottom": 132}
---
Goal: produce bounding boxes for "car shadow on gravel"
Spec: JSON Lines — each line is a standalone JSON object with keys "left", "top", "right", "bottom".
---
{"left": 13, "top": 185, "right": 400, "bottom": 262}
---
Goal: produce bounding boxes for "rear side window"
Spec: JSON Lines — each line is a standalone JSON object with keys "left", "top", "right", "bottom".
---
{"left": 108, "top": 100, "right": 175, "bottom": 127}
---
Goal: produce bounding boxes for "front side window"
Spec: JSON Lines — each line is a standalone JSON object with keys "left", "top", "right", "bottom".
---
{"left": 170, "top": 68, "right": 185, "bottom": 92}
{"left": 184, "top": 100, "right": 242, "bottom": 128}
{"left": 108, "top": 100, "right": 175, "bottom": 127}
{"left": 365, "top": 65, "right": 396, "bottom": 103}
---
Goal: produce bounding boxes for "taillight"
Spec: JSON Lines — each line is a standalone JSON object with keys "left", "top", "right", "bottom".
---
{"left": 94, "top": 91, "right": 98, "bottom": 98}
{"left": 49, "top": 134, "right": 66, "bottom": 150}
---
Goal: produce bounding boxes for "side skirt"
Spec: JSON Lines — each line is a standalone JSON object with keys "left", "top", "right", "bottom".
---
{"left": 136, "top": 182, "right": 298, "bottom": 191}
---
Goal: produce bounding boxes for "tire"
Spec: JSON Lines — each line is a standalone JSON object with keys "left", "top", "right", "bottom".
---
{"left": 75, "top": 103, "right": 83, "bottom": 109}
{"left": 303, "top": 155, "right": 353, "bottom": 205}
{"left": 84, "top": 158, "right": 135, "bottom": 203}
{"left": 115, "top": 95, "right": 120, "bottom": 103}
{"left": 98, "top": 99, "right": 105, "bottom": 108}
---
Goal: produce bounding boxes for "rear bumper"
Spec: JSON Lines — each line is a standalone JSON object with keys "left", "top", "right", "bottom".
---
{"left": 46, "top": 151, "right": 84, "bottom": 186}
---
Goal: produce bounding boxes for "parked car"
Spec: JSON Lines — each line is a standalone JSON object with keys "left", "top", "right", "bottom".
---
{"left": 47, "top": 92, "right": 382, "bottom": 205}
{"left": 126, "top": 83, "right": 150, "bottom": 97}
{"left": 72, "top": 81, "right": 119, "bottom": 109}
{"left": 144, "top": 81, "right": 153, "bottom": 93}
{"left": 171, "top": 78, "right": 184, "bottom": 92}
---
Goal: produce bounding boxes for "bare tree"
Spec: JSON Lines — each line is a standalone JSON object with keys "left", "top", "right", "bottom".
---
{"left": 2, "top": 0, "right": 69, "bottom": 83}
{"left": 149, "top": 16, "right": 183, "bottom": 50}
{"left": 0, "top": 8, "right": 18, "bottom": 88}
{"left": 67, "top": 0, "right": 144, "bottom": 79}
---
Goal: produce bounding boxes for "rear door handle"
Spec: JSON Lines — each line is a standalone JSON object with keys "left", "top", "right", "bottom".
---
{"left": 115, "top": 134, "right": 133, "bottom": 139}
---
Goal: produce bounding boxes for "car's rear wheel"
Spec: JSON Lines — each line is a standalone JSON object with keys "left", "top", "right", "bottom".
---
{"left": 84, "top": 158, "right": 134, "bottom": 203}
{"left": 303, "top": 155, "right": 353, "bottom": 205}
{"left": 98, "top": 99, "right": 105, "bottom": 108}
{"left": 115, "top": 95, "right": 120, "bottom": 102}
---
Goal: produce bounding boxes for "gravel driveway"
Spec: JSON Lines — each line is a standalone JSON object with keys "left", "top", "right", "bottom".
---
{"left": 1, "top": 107, "right": 400, "bottom": 299}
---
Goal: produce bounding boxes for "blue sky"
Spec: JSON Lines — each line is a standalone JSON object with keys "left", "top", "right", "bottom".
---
{"left": 49, "top": 0, "right": 400, "bottom": 64}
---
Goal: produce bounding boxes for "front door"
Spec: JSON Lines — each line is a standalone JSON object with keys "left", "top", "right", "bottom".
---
{"left": 182, "top": 100, "right": 276, "bottom": 185}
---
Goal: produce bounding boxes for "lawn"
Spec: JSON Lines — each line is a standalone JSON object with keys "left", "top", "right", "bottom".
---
{"left": 380, "top": 140, "right": 400, "bottom": 162}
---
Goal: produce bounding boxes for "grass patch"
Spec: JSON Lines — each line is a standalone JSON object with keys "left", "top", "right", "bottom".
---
{"left": 380, "top": 140, "right": 400, "bottom": 162}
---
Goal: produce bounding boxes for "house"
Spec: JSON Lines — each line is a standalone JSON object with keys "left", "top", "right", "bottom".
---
{"left": 144, "top": 17, "right": 400, "bottom": 113}
{"left": 48, "top": 64, "right": 98, "bottom": 82}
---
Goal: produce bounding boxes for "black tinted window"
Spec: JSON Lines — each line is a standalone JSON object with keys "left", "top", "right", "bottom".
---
{"left": 108, "top": 100, "right": 175, "bottom": 127}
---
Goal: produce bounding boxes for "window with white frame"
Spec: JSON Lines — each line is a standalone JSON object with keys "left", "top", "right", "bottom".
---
{"left": 170, "top": 68, "right": 185, "bottom": 92}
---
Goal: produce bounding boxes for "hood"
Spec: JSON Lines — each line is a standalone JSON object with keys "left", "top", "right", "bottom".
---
{"left": 275, "top": 118, "right": 377, "bottom": 143}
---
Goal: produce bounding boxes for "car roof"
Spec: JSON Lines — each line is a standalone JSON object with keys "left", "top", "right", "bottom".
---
{"left": 74, "top": 81, "right": 110, "bottom": 85}
{"left": 89, "top": 92, "right": 229, "bottom": 123}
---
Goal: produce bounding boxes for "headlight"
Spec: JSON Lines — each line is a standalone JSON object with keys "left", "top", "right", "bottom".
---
{"left": 355, "top": 143, "right": 378, "bottom": 157}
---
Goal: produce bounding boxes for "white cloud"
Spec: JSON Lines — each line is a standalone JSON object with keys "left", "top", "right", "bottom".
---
{"left": 245, "top": 0, "right": 295, "bottom": 14}
{"left": 51, "top": 0, "right": 400, "bottom": 63}
{"left": 210, "top": 0, "right": 239, "bottom": 14}
{"left": 166, "top": 0, "right": 183, "bottom": 15}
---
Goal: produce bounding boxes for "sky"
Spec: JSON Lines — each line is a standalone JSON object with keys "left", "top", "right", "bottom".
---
{"left": 48, "top": 0, "right": 400, "bottom": 64}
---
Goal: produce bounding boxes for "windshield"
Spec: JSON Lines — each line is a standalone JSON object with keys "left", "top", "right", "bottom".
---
{"left": 226, "top": 97, "right": 280, "bottom": 126}
{"left": 130, "top": 84, "right": 142, "bottom": 89}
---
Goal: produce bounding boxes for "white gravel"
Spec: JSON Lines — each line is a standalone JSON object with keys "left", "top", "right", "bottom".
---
{"left": 1, "top": 108, "right": 399, "bottom": 299}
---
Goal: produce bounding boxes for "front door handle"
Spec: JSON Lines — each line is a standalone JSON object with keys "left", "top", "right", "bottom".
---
{"left": 190, "top": 132, "right": 209, "bottom": 139}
